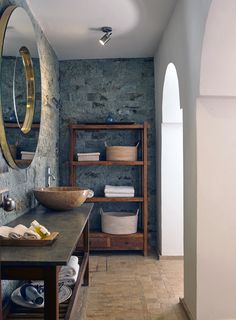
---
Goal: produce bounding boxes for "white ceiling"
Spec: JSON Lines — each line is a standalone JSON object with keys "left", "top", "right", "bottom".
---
{"left": 26, "top": 0, "right": 176, "bottom": 60}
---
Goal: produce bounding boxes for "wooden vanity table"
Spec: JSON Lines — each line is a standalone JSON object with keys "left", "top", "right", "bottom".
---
{"left": 0, "top": 203, "right": 93, "bottom": 320}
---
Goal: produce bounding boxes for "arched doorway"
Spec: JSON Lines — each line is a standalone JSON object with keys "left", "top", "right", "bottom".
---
{"left": 161, "top": 63, "right": 183, "bottom": 256}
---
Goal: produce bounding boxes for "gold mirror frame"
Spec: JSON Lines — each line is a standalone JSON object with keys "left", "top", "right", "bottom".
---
{"left": 0, "top": 6, "right": 36, "bottom": 168}
{"left": 14, "top": 46, "right": 35, "bottom": 134}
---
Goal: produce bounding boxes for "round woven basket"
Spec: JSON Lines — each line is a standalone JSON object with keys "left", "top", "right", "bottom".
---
{"left": 100, "top": 208, "right": 139, "bottom": 235}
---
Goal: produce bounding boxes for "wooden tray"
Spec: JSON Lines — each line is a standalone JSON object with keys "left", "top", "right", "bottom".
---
{"left": 0, "top": 232, "right": 59, "bottom": 246}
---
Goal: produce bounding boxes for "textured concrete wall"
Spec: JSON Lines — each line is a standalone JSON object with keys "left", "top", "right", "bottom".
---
{"left": 0, "top": 0, "right": 60, "bottom": 303}
{"left": 59, "top": 58, "right": 156, "bottom": 247}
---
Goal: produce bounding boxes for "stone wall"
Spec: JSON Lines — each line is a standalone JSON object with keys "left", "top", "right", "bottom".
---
{"left": 0, "top": 0, "right": 60, "bottom": 303}
{"left": 59, "top": 58, "right": 156, "bottom": 247}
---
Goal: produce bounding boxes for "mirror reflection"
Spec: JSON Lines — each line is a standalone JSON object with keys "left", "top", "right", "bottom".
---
{"left": 1, "top": 6, "right": 41, "bottom": 169}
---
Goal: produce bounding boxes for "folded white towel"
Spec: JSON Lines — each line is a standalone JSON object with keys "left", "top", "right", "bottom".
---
{"left": 59, "top": 268, "right": 79, "bottom": 286}
{"left": 9, "top": 224, "right": 28, "bottom": 239}
{"left": 77, "top": 152, "right": 100, "bottom": 156}
{"left": 104, "top": 185, "right": 135, "bottom": 194}
{"left": 24, "top": 228, "right": 41, "bottom": 240}
{"left": 59, "top": 256, "right": 79, "bottom": 278}
{"left": 0, "top": 226, "right": 13, "bottom": 238}
{"left": 105, "top": 192, "right": 135, "bottom": 198}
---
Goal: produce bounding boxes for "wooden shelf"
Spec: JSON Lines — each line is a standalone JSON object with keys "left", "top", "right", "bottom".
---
{"left": 86, "top": 197, "right": 144, "bottom": 203}
{"left": 69, "top": 123, "right": 145, "bottom": 130}
{"left": 78, "top": 232, "right": 144, "bottom": 251}
{"left": 4, "top": 122, "right": 40, "bottom": 129}
{"left": 15, "top": 159, "right": 32, "bottom": 164}
{"left": 72, "top": 160, "right": 144, "bottom": 166}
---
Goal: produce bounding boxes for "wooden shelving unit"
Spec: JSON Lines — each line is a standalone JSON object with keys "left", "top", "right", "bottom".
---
{"left": 68, "top": 122, "right": 149, "bottom": 255}
{"left": 4, "top": 122, "right": 40, "bottom": 165}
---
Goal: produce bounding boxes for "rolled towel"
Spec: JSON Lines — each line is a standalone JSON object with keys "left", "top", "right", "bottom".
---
{"left": 1, "top": 224, "right": 42, "bottom": 240}
{"left": 105, "top": 192, "right": 135, "bottom": 198}
{"left": 24, "top": 228, "right": 41, "bottom": 240}
{"left": 9, "top": 224, "right": 28, "bottom": 239}
{"left": 104, "top": 185, "right": 135, "bottom": 194}
{"left": 59, "top": 256, "right": 79, "bottom": 278}
{"left": 0, "top": 226, "right": 13, "bottom": 238}
{"left": 59, "top": 268, "right": 79, "bottom": 286}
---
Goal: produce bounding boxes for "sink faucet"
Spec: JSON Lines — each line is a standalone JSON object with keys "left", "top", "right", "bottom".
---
{"left": 46, "top": 167, "right": 56, "bottom": 187}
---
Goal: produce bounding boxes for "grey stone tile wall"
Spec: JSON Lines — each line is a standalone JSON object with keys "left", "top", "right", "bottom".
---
{"left": 59, "top": 58, "right": 156, "bottom": 247}
{"left": 0, "top": 0, "right": 60, "bottom": 304}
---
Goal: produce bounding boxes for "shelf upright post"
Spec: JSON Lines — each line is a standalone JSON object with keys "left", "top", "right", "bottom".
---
{"left": 142, "top": 121, "right": 148, "bottom": 256}
{"left": 69, "top": 123, "right": 76, "bottom": 186}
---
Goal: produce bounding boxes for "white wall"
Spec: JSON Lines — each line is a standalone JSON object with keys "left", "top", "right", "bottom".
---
{"left": 197, "top": 97, "right": 236, "bottom": 320}
{"left": 161, "top": 123, "right": 183, "bottom": 255}
{"left": 155, "top": 0, "right": 212, "bottom": 318}
{"left": 156, "top": 0, "right": 236, "bottom": 318}
{"left": 197, "top": 1, "right": 236, "bottom": 318}
{"left": 200, "top": 0, "right": 236, "bottom": 97}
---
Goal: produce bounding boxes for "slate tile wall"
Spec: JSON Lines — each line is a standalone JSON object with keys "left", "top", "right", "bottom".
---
{"left": 0, "top": 0, "right": 60, "bottom": 303}
{"left": 59, "top": 58, "right": 156, "bottom": 247}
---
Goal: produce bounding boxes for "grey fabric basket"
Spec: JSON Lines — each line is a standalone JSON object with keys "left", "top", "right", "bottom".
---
{"left": 100, "top": 208, "right": 139, "bottom": 235}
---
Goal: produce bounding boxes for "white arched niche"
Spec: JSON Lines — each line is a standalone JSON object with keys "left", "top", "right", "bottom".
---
{"left": 161, "top": 63, "right": 183, "bottom": 256}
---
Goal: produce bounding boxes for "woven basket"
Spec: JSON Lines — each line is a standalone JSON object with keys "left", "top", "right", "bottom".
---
{"left": 100, "top": 208, "right": 139, "bottom": 235}
{"left": 105, "top": 142, "right": 139, "bottom": 161}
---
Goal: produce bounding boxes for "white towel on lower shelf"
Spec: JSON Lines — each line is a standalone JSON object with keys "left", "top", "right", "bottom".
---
{"left": 59, "top": 271, "right": 79, "bottom": 286}
{"left": 105, "top": 192, "right": 135, "bottom": 198}
{"left": 104, "top": 185, "right": 135, "bottom": 194}
{"left": 59, "top": 256, "right": 79, "bottom": 278}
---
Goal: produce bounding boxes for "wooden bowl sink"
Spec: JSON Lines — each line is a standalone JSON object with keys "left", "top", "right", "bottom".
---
{"left": 33, "top": 187, "right": 94, "bottom": 211}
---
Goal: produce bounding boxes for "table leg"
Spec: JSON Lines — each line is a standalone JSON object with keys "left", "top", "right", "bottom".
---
{"left": 44, "top": 266, "right": 59, "bottom": 320}
{"left": 83, "top": 220, "right": 89, "bottom": 286}
{"left": 0, "top": 266, "right": 2, "bottom": 320}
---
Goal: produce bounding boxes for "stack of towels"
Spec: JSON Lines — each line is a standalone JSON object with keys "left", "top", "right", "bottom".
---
{"left": 77, "top": 152, "right": 100, "bottom": 161}
{"left": 59, "top": 256, "right": 80, "bottom": 287}
{"left": 0, "top": 224, "right": 41, "bottom": 240}
{"left": 104, "top": 185, "right": 135, "bottom": 197}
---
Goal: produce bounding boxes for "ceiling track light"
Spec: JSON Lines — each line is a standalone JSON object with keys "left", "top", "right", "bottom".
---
{"left": 99, "top": 26, "right": 112, "bottom": 46}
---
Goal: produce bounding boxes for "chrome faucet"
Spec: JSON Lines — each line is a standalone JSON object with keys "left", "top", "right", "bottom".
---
{"left": 46, "top": 166, "right": 56, "bottom": 187}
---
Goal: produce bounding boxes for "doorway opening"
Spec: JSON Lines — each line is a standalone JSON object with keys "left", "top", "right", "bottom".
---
{"left": 161, "top": 63, "right": 183, "bottom": 256}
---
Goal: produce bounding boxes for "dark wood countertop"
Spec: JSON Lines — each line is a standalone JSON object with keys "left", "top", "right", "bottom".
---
{"left": 0, "top": 203, "right": 93, "bottom": 266}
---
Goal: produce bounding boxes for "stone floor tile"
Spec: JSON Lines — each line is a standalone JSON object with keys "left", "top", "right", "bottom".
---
{"left": 85, "top": 254, "right": 187, "bottom": 320}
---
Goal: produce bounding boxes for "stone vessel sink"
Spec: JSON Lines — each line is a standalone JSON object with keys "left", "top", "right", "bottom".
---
{"left": 33, "top": 187, "right": 94, "bottom": 211}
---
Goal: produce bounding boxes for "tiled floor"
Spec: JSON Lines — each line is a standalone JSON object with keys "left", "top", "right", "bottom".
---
{"left": 85, "top": 253, "right": 187, "bottom": 320}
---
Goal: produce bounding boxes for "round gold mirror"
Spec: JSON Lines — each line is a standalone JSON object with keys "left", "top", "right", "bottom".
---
{"left": 0, "top": 6, "right": 41, "bottom": 169}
